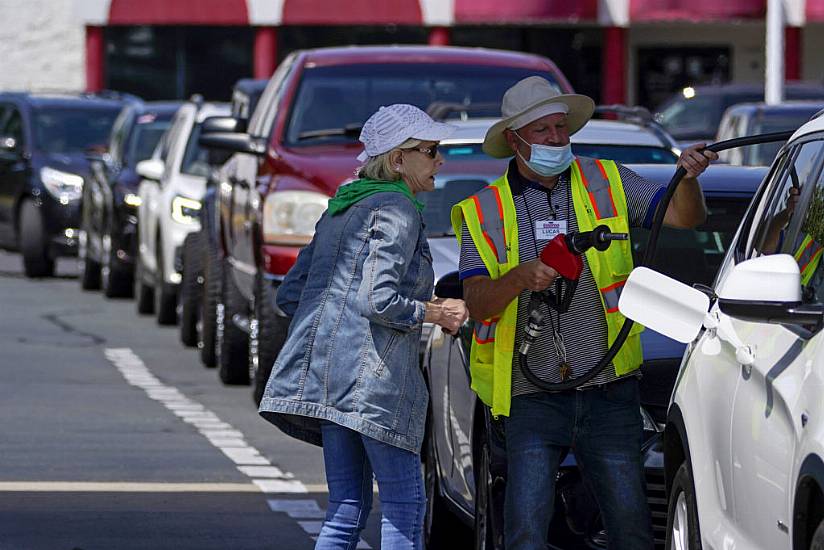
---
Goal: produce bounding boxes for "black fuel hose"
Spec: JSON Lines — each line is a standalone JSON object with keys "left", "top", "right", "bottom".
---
{"left": 519, "top": 130, "right": 796, "bottom": 392}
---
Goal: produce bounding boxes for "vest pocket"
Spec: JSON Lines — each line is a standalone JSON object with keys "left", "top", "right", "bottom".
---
{"left": 590, "top": 214, "right": 633, "bottom": 278}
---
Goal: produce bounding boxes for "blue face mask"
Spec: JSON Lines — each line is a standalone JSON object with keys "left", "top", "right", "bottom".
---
{"left": 513, "top": 131, "right": 574, "bottom": 177}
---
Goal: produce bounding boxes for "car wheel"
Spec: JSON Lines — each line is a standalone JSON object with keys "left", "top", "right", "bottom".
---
{"left": 250, "top": 274, "right": 289, "bottom": 405}
{"left": 199, "top": 238, "right": 222, "bottom": 368}
{"left": 474, "top": 440, "right": 496, "bottom": 550}
{"left": 154, "top": 242, "right": 177, "bottom": 325}
{"left": 101, "top": 229, "right": 133, "bottom": 298}
{"left": 666, "top": 461, "right": 702, "bottom": 550}
{"left": 217, "top": 260, "right": 249, "bottom": 385}
{"left": 811, "top": 518, "right": 824, "bottom": 550}
{"left": 135, "top": 250, "right": 155, "bottom": 315}
{"left": 179, "top": 232, "right": 204, "bottom": 347}
{"left": 78, "top": 227, "right": 101, "bottom": 290}
{"left": 20, "top": 199, "right": 54, "bottom": 278}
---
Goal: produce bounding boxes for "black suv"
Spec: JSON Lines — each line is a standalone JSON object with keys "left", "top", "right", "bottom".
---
{"left": 0, "top": 92, "right": 130, "bottom": 277}
{"left": 80, "top": 101, "right": 180, "bottom": 296}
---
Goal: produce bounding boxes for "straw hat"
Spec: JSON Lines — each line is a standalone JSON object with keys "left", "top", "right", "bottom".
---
{"left": 482, "top": 76, "right": 595, "bottom": 158}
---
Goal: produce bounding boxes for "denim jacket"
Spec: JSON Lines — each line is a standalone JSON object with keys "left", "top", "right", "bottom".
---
{"left": 258, "top": 192, "right": 434, "bottom": 453}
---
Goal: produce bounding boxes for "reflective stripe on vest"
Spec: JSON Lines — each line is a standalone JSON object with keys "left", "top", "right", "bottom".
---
{"left": 794, "top": 233, "right": 824, "bottom": 285}
{"left": 472, "top": 186, "right": 508, "bottom": 264}
{"left": 575, "top": 158, "right": 618, "bottom": 219}
{"left": 600, "top": 280, "right": 626, "bottom": 314}
{"left": 474, "top": 318, "right": 499, "bottom": 344}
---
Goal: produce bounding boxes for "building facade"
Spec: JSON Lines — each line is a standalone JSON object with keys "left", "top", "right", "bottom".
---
{"left": 1, "top": 0, "right": 822, "bottom": 109}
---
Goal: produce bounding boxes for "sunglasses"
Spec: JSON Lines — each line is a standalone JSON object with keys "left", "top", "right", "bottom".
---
{"left": 404, "top": 145, "right": 439, "bottom": 159}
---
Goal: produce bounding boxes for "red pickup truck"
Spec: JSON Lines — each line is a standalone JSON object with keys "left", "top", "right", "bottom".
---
{"left": 200, "top": 45, "right": 573, "bottom": 402}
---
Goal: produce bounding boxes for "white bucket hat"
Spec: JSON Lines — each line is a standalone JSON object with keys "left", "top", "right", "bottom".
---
{"left": 482, "top": 76, "right": 595, "bottom": 159}
{"left": 357, "top": 104, "right": 455, "bottom": 162}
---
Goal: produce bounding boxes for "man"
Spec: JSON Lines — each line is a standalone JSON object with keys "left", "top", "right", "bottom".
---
{"left": 450, "top": 76, "right": 715, "bottom": 549}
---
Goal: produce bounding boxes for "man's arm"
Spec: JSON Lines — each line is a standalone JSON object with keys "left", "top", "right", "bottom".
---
{"left": 662, "top": 144, "right": 715, "bottom": 229}
{"left": 463, "top": 260, "right": 558, "bottom": 321}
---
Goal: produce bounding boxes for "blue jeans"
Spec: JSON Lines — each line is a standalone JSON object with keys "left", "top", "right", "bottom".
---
{"left": 503, "top": 377, "right": 653, "bottom": 550}
{"left": 316, "top": 422, "right": 426, "bottom": 550}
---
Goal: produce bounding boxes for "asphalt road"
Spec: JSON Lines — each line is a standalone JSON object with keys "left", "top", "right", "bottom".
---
{"left": 0, "top": 250, "right": 432, "bottom": 550}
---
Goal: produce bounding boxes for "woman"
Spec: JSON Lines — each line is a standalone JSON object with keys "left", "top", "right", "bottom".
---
{"left": 259, "top": 103, "right": 469, "bottom": 549}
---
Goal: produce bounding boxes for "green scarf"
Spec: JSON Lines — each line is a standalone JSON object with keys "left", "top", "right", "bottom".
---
{"left": 327, "top": 178, "right": 425, "bottom": 216}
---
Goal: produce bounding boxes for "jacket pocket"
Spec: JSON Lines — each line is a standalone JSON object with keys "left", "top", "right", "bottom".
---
{"left": 372, "top": 330, "right": 399, "bottom": 377}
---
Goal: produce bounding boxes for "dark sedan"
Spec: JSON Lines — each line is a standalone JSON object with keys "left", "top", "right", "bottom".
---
{"left": 80, "top": 101, "right": 180, "bottom": 296}
{"left": 421, "top": 163, "right": 769, "bottom": 549}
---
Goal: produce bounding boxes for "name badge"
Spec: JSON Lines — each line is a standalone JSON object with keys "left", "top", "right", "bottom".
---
{"left": 535, "top": 220, "right": 567, "bottom": 240}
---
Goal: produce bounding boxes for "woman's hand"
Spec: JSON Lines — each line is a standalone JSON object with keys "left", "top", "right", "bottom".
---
{"left": 425, "top": 297, "right": 469, "bottom": 335}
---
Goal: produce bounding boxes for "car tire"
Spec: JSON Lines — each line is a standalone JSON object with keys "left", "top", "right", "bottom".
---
{"left": 101, "top": 229, "right": 133, "bottom": 298}
{"left": 199, "top": 237, "right": 222, "bottom": 368}
{"left": 666, "top": 461, "right": 702, "bottom": 550}
{"left": 78, "top": 227, "right": 102, "bottom": 290}
{"left": 135, "top": 251, "right": 155, "bottom": 315}
{"left": 19, "top": 199, "right": 54, "bottom": 278}
{"left": 154, "top": 242, "right": 177, "bottom": 325}
{"left": 811, "top": 518, "right": 824, "bottom": 550}
{"left": 250, "top": 274, "right": 289, "bottom": 405}
{"left": 179, "top": 232, "right": 204, "bottom": 347}
{"left": 217, "top": 261, "right": 249, "bottom": 385}
{"left": 423, "top": 425, "right": 463, "bottom": 548}
{"left": 474, "top": 440, "right": 497, "bottom": 550}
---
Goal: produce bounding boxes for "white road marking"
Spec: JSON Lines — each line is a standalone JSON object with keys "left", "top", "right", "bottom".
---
{"left": 104, "top": 348, "right": 373, "bottom": 548}
{"left": 0, "top": 482, "right": 258, "bottom": 492}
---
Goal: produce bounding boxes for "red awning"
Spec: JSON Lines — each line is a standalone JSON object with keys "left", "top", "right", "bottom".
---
{"left": 281, "top": 0, "right": 422, "bottom": 25}
{"left": 108, "top": 0, "right": 249, "bottom": 25}
{"left": 454, "top": 0, "right": 597, "bottom": 23}
{"left": 631, "top": 0, "right": 765, "bottom": 22}
{"left": 808, "top": 0, "right": 824, "bottom": 21}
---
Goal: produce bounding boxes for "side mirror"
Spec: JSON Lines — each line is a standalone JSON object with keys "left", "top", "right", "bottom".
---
{"left": 136, "top": 158, "right": 164, "bottom": 181}
{"left": 201, "top": 115, "right": 247, "bottom": 135}
{"left": 199, "top": 132, "right": 265, "bottom": 157}
{"left": 716, "top": 254, "right": 823, "bottom": 328}
{"left": 434, "top": 271, "right": 463, "bottom": 300}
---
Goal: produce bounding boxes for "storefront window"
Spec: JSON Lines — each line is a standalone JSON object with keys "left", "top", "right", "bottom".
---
{"left": 105, "top": 26, "right": 253, "bottom": 101}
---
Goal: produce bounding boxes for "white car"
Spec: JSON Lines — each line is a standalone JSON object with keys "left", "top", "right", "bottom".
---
{"left": 134, "top": 99, "right": 230, "bottom": 324}
{"left": 619, "top": 110, "right": 824, "bottom": 549}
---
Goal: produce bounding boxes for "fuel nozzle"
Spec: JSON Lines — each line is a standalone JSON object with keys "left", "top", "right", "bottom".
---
{"left": 566, "top": 224, "right": 628, "bottom": 254}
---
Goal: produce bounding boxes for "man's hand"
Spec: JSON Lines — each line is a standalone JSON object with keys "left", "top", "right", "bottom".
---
{"left": 516, "top": 259, "right": 559, "bottom": 292}
{"left": 677, "top": 144, "right": 718, "bottom": 178}
{"left": 425, "top": 297, "right": 469, "bottom": 335}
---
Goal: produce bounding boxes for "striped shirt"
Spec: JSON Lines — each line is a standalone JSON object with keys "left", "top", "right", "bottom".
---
{"left": 458, "top": 158, "right": 665, "bottom": 395}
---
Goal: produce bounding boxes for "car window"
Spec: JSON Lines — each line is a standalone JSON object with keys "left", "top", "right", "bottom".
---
{"left": 657, "top": 96, "right": 722, "bottom": 139}
{"left": 284, "top": 64, "right": 563, "bottom": 146}
{"left": 160, "top": 111, "right": 187, "bottom": 163}
{"left": 126, "top": 114, "right": 173, "bottom": 167}
{"left": 572, "top": 144, "right": 677, "bottom": 164}
{"left": 32, "top": 106, "right": 119, "bottom": 154}
{"left": 179, "top": 122, "right": 210, "bottom": 177}
{"left": 1, "top": 107, "right": 25, "bottom": 148}
{"left": 745, "top": 141, "right": 824, "bottom": 272}
{"left": 248, "top": 53, "right": 296, "bottom": 138}
{"left": 631, "top": 197, "right": 749, "bottom": 286}
{"left": 747, "top": 111, "right": 822, "bottom": 166}
{"left": 108, "top": 107, "right": 132, "bottom": 163}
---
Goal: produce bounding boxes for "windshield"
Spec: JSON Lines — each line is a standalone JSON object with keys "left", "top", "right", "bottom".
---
{"left": 420, "top": 178, "right": 489, "bottom": 237}
{"left": 127, "top": 117, "right": 172, "bottom": 166}
{"left": 439, "top": 143, "right": 677, "bottom": 165}
{"left": 631, "top": 197, "right": 749, "bottom": 286}
{"left": 33, "top": 106, "right": 120, "bottom": 154}
{"left": 285, "top": 64, "right": 563, "bottom": 146}
{"left": 179, "top": 123, "right": 211, "bottom": 177}
{"left": 656, "top": 96, "right": 722, "bottom": 140}
{"left": 747, "top": 111, "right": 821, "bottom": 166}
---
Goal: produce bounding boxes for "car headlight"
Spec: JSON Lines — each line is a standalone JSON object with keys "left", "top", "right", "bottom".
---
{"left": 262, "top": 190, "right": 329, "bottom": 245}
{"left": 124, "top": 193, "right": 142, "bottom": 207}
{"left": 171, "top": 195, "right": 201, "bottom": 224}
{"left": 40, "top": 167, "right": 83, "bottom": 202}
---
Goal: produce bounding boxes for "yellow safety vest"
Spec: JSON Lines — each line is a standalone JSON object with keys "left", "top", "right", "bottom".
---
{"left": 450, "top": 158, "right": 644, "bottom": 418}
{"left": 794, "top": 233, "right": 823, "bottom": 286}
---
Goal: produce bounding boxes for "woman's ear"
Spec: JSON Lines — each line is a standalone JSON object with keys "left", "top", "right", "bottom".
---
{"left": 389, "top": 149, "right": 403, "bottom": 171}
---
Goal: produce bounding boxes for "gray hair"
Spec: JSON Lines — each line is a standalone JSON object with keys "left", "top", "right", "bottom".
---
{"left": 357, "top": 138, "right": 421, "bottom": 181}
